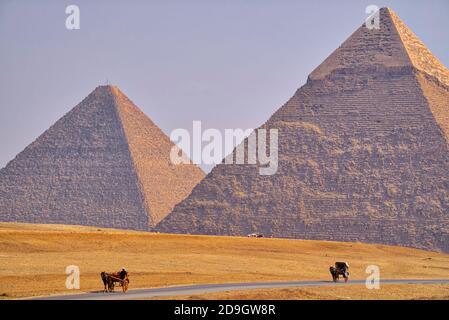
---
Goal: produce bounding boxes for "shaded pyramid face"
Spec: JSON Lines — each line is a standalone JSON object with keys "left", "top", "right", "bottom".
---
{"left": 0, "top": 86, "right": 204, "bottom": 230}
{"left": 156, "top": 8, "right": 449, "bottom": 252}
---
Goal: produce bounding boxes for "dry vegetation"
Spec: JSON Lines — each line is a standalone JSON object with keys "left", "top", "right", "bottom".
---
{"left": 154, "top": 284, "right": 449, "bottom": 300}
{"left": 0, "top": 222, "right": 448, "bottom": 299}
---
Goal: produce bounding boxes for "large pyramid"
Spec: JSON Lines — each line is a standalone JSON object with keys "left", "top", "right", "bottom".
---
{"left": 0, "top": 85, "right": 204, "bottom": 230}
{"left": 156, "top": 8, "right": 449, "bottom": 252}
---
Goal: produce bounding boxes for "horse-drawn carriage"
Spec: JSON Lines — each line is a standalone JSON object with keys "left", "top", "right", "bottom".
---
{"left": 101, "top": 269, "right": 129, "bottom": 293}
{"left": 329, "top": 262, "right": 349, "bottom": 282}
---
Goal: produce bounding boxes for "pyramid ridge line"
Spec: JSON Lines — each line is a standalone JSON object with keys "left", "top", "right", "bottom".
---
{"left": 109, "top": 89, "right": 154, "bottom": 227}
{"left": 107, "top": 86, "right": 205, "bottom": 226}
{"left": 386, "top": 8, "right": 449, "bottom": 87}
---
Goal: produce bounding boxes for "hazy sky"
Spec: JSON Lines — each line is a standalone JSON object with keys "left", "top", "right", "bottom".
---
{"left": 1, "top": 0, "right": 448, "bottom": 172}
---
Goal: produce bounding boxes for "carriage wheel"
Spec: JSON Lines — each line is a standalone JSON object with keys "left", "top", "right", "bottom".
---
{"left": 122, "top": 280, "right": 129, "bottom": 293}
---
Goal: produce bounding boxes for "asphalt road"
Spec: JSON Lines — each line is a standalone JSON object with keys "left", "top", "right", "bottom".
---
{"left": 32, "top": 279, "right": 449, "bottom": 300}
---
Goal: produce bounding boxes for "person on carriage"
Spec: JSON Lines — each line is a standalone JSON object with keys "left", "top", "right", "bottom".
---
{"left": 335, "top": 262, "right": 349, "bottom": 272}
{"left": 119, "top": 267, "right": 128, "bottom": 279}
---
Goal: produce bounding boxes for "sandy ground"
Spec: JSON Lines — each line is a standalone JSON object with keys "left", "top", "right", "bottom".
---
{"left": 1, "top": 222, "right": 448, "bottom": 299}
{"left": 150, "top": 284, "right": 449, "bottom": 300}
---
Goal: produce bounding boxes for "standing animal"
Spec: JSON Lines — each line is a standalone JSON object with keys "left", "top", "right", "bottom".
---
{"left": 329, "top": 262, "right": 349, "bottom": 282}
{"left": 100, "top": 272, "right": 114, "bottom": 292}
{"left": 329, "top": 266, "right": 338, "bottom": 282}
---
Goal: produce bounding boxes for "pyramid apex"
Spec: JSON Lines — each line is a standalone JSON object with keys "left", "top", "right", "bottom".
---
{"left": 93, "top": 84, "right": 120, "bottom": 92}
{"left": 309, "top": 7, "right": 449, "bottom": 87}
{"left": 378, "top": 7, "right": 397, "bottom": 16}
{"left": 88, "top": 85, "right": 126, "bottom": 102}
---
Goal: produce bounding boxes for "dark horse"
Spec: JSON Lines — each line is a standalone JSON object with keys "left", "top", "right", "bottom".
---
{"left": 329, "top": 262, "right": 350, "bottom": 282}
{"left": 100, "top": 272, "right": 114, "bottom": 292}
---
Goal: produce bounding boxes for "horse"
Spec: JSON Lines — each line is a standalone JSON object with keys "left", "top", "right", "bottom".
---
{"left": 100, "top": 272, "right": 114, "bottom": 292}
{"left": 329, "top": 262, "right": 349, "bottom": 282}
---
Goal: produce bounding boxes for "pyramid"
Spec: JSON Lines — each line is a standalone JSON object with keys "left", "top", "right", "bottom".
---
{"left": 0, "top": 85, "right": 205, "bottom": 230}
{"left": 156, "top": 8, "right": 449, "bottom": 252}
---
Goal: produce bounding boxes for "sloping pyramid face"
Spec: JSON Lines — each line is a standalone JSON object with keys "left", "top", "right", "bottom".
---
{"left": 156, "top": 8, "right": 449, "bottom": 252}
{"left": 0, "top": 86, "right": 204, "bottom": 230}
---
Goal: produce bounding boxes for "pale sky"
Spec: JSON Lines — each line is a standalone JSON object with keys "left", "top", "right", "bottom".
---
{"left": 1, "top": 0, "right": 448, "bottom": 172}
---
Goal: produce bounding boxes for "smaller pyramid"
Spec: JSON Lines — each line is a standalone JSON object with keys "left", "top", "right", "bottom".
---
{"left": 0, "top": 85, "right": 205, "bottom": 230}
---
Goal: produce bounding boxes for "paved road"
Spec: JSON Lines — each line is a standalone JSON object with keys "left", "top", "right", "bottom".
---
{"left": 32, "top": 279, "right": 449, "bottom": 300}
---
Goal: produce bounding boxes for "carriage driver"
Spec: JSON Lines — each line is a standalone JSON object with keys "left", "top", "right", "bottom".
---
{"left": 119, "top": 267, "right": 127, "bottom": 279}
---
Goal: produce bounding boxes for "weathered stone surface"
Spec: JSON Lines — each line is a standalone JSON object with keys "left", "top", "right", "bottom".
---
{"left": 156, "top": 8, "right": 449, "bottom": 252}
{"left": 0, "top": 86, "right": 204, "bottom": 230}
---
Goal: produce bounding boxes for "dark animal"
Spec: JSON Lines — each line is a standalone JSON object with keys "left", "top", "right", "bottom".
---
{"left": 329, "top": 262, "right": 349, "bottom": 282}
{"left": 100, "top": 271, "right": 114, "bottom": 292}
